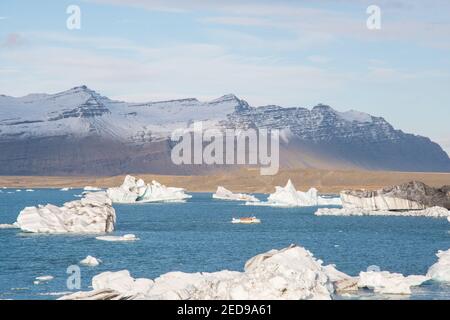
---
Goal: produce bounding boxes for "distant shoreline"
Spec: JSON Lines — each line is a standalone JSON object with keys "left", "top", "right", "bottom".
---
{"left": 1, "top": 169, "right": 449, "bottom": 193}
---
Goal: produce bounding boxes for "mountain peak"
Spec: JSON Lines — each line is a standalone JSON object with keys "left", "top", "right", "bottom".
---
{"left": 312, "top": 103, "right": 334, "bottom": 111}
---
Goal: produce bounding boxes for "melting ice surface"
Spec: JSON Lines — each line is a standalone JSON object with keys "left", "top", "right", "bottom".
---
{"left": 0, "top": 189, "right": 449, "bottom": 300}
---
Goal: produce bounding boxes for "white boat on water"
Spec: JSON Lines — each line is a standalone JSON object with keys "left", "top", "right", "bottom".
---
{"left": 231, "top": 217, "right": 261, "bottom": 224}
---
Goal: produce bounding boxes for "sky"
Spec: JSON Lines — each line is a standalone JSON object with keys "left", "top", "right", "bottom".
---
{"left": 0, "top": 0, "right": 449, "bottom": 153}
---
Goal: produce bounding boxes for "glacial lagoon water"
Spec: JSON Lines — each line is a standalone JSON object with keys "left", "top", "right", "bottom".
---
{"left": 0, "top": 189, "right": 449, "bottom": 300}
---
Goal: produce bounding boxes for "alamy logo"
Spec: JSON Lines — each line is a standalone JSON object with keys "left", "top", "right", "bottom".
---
{"left": 66, "top": 5, "right": 81, "bottom": 30}
{"left": 170, "top": 122, "right": 280, "bottom": 175}
{"left": 66, "top": 265, "right": 81, "bottom": 290}
{"left": 366, "top": 5, "right": 381, "bottom": 30}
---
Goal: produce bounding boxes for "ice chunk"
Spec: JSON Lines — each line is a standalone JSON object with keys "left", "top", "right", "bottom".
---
{"left": 0, "top": 223, "right": 19, "bottom": 229}
{"left": 358, "top": 271, "right": 429, "bottom": 295}
{"left": 84, "top": 186, "right": 103, "bottom": 191}
{"left": 213, "top": 186, "right": 259, "bottom": 202}
{"left": 80, "top": 255, "right": 102, "bottom": 267}
{"left": 16, "top": 192, "right": 116, "bottom": 234}
{"left": 60, "top": 245, "right": 336, "bottom": 300}
{"left": 106, "top": 175, "right": 191, "bottom": 204}
{"left": 315, "top": 206, "right": 450, "bottom": 218}
{"left": 426, "top": 249, "right": 450, "bottom": 282}
{"left": 95, "top": 234, "right": 139, "bottom": 242}
{"left": 34, "top": 275, "right": 54, "bottom": 284}
{"left": 246, "top": 180, "right": 341, "bottom": 207}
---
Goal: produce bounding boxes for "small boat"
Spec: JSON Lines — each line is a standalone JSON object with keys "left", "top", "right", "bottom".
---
{"left": 231, "top": 216, "right": 261, "bottom": 224}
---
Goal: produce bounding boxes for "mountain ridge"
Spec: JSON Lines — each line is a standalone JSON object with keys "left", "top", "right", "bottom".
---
{"left": 0, "top": 86, "right": 448, "bottom": 175}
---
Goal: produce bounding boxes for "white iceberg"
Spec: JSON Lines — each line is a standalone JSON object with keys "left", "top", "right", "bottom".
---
{"left": 213, "top": 186, "right": 259, "bottom": 202}
{"left": 0, "top": 223, "right": 19, "bottom": 229}
{"left": 16, "top": 192, "right": 116, "bottom": 234}
{"left": 106, "top": 175, "right": 191, "bottom": 204}
{"left": 60, "top": 187, "right": 70, "bottom": 191}
{"left": 34, "top": 275, "right": 54, "bottom": 285}
{"left": 60, "top": 245, "right": 338, "bottom": 300}
{"left": 96, "top": 234, "right": 139, "bottom": 242}
{"left": 84, "top": 186, "right": 103, "bottom": 191}
{"left": 426, "top": 249, "right": 450, "bottom": 282}
{"left": 61, "top": 245, "right": 335, "bottom": 300}
{"left": 315, "top": 206, "right": 450, "bottom": 218}
{"left": 80, "top": 255, "right": 102, "bottom": 267}
{"left": 245, "top": 180, "right": 341, "bottom": 207}
{"left": 25, "top": 189, "right": 34, "bottom": 192}
{"left": 357, "top": 271, "right": 429, "bottom": 295}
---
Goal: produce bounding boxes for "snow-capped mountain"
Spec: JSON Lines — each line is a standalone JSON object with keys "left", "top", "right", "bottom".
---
{"left": 0, "top": 86, "right": 448, "bottom": 175}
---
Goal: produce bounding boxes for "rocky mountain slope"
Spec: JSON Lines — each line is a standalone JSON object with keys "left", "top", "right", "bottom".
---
{"left": 0, "top": 86, "right": 448, "bottom": 175}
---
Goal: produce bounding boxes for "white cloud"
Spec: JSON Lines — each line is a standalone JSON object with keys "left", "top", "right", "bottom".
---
{"left": 0, "top": 32, "right": 353, "bottom": 106}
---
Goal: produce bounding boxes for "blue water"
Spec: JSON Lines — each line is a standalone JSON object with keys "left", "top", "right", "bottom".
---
{"left": 0, "top": 189, "right": 449, "bottom": 300}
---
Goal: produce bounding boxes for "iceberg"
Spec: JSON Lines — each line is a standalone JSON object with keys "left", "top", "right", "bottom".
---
{"left": 84, "top": 186, "right": 103, "bottom": 191}
{"left": 96, "top": 234, "right": 138, "bottom": 242}
{"left": 25, "top": 189, "right": 34, "bottom": 192}
{"left": 426, "top": 249, "right": 450, "bottom": 282}
{"left": 315, "top": 206, "right": 450, "bottom": 218}
{"left": 80, "top": 256, "right": 102, "bottom": 267}
{"left": 60, "top": 245, "right": 340, "bottom": 300}
{"left": 357, "top": 271, "right": 429, "bottom": 295}
{"left": 212, "top": 186, "right": 259, "bottom": 202}
{"left": 106, "top": 175, "right": 191, "bottom": 204}
{"left": 0, "top": 223, "right": 19, "bottom": 229}
{"left": 60, "top": 187, "right": 70, "bottom": 191}
{"left": 246, "top": 180, "right": 341, "bottom": 207}
{"left": 16, "top": 192, "right": 116, "bottom": 234}
{"left": 340, "top": 181, "right": 450, "bottom": 211}
{"left": 34, "top": 275, "right": 54, "bottom": 285}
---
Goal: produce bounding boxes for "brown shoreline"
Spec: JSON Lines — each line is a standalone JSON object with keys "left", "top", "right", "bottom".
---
{"left": 1, "top": 169, "right": 449, "bottom": 193}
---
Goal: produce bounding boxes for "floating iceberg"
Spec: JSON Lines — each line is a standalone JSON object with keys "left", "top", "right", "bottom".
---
{"left": 357, "top": 271, "right": 429, "bottom": 295}
{"left": 426, "top": 249, "right": 450, "bottom": 282}
{"left": 34, "top": 275, "right": 54, "bottom": 285}
{"left": 106, "top": 175, "right": 191, "bottom": 204}
{"left": 80, "top": 256, "right": 102, "bottom": 267}
{"left": 315, "top": 206, "right": 450, "bottom": 218}
{"left": 25, "top": 189, "right": 34, "bottom": 192}
{"left": 16, "top": 192, "right": 116, "bottom": 234}
{"left": 245, "top": 180, "right": 341, "bottom": 207}
{"left": 0, "top": 223, "right": 19, "bottom": 229}
{"left": 213, "top": 186, "right": 259, "bottom": 202}
{"left": 96, "top": 234, "right": 138, "bottom": 242}
{"left": 60, "top": 187, "right": 70, "bottom": 191}
{"left": 60, "top": 245, "right": 343, "bottom": 300}
{"left": 84, "top": 186, "right": 103, "bottom": 191}
{"left": 340, "top": 181, "right": 450, "bottom": 211}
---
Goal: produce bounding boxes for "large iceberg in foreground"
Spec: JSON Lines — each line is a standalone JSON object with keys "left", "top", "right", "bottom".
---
{"left": 16, "top": 192, "right": 116, "bottom": 233}
{"left": 246, "top": 180, "right": 341, "bottom": 207}
{"left": 315, "top": 206, "right": 450, "bottom": 218}
{"left": 106, "top": 175, "right": 191, "bottom": 204}
{"left": 427, "top": 249, "right": 450, "bottom": 282}
{"left": 212, "top": 186, "right": 259, "bottom": 202}
{"left": 60, "top": 245, "right": 346, "bottom": 300}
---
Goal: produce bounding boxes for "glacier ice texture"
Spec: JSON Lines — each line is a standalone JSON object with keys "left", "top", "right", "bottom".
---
{"left": 212, "top": 186, "right": 259, "bottom": 202}
{"left": 245, "top": 180, "right": 342, "bottom": 207}
{"left": 16, "top": 192, "right": 116, "bottom": 233}
{"left": 60, "top": 245, "right": 344, "bottom": 300}
{"left": 426, "top": 249, "right": 450, "bottom": 282}
{"left": 106, "top": 175, "right": 191, "bottom": 204}
{"left": 315, "top": 206, "right": 450, "bottom": 218}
